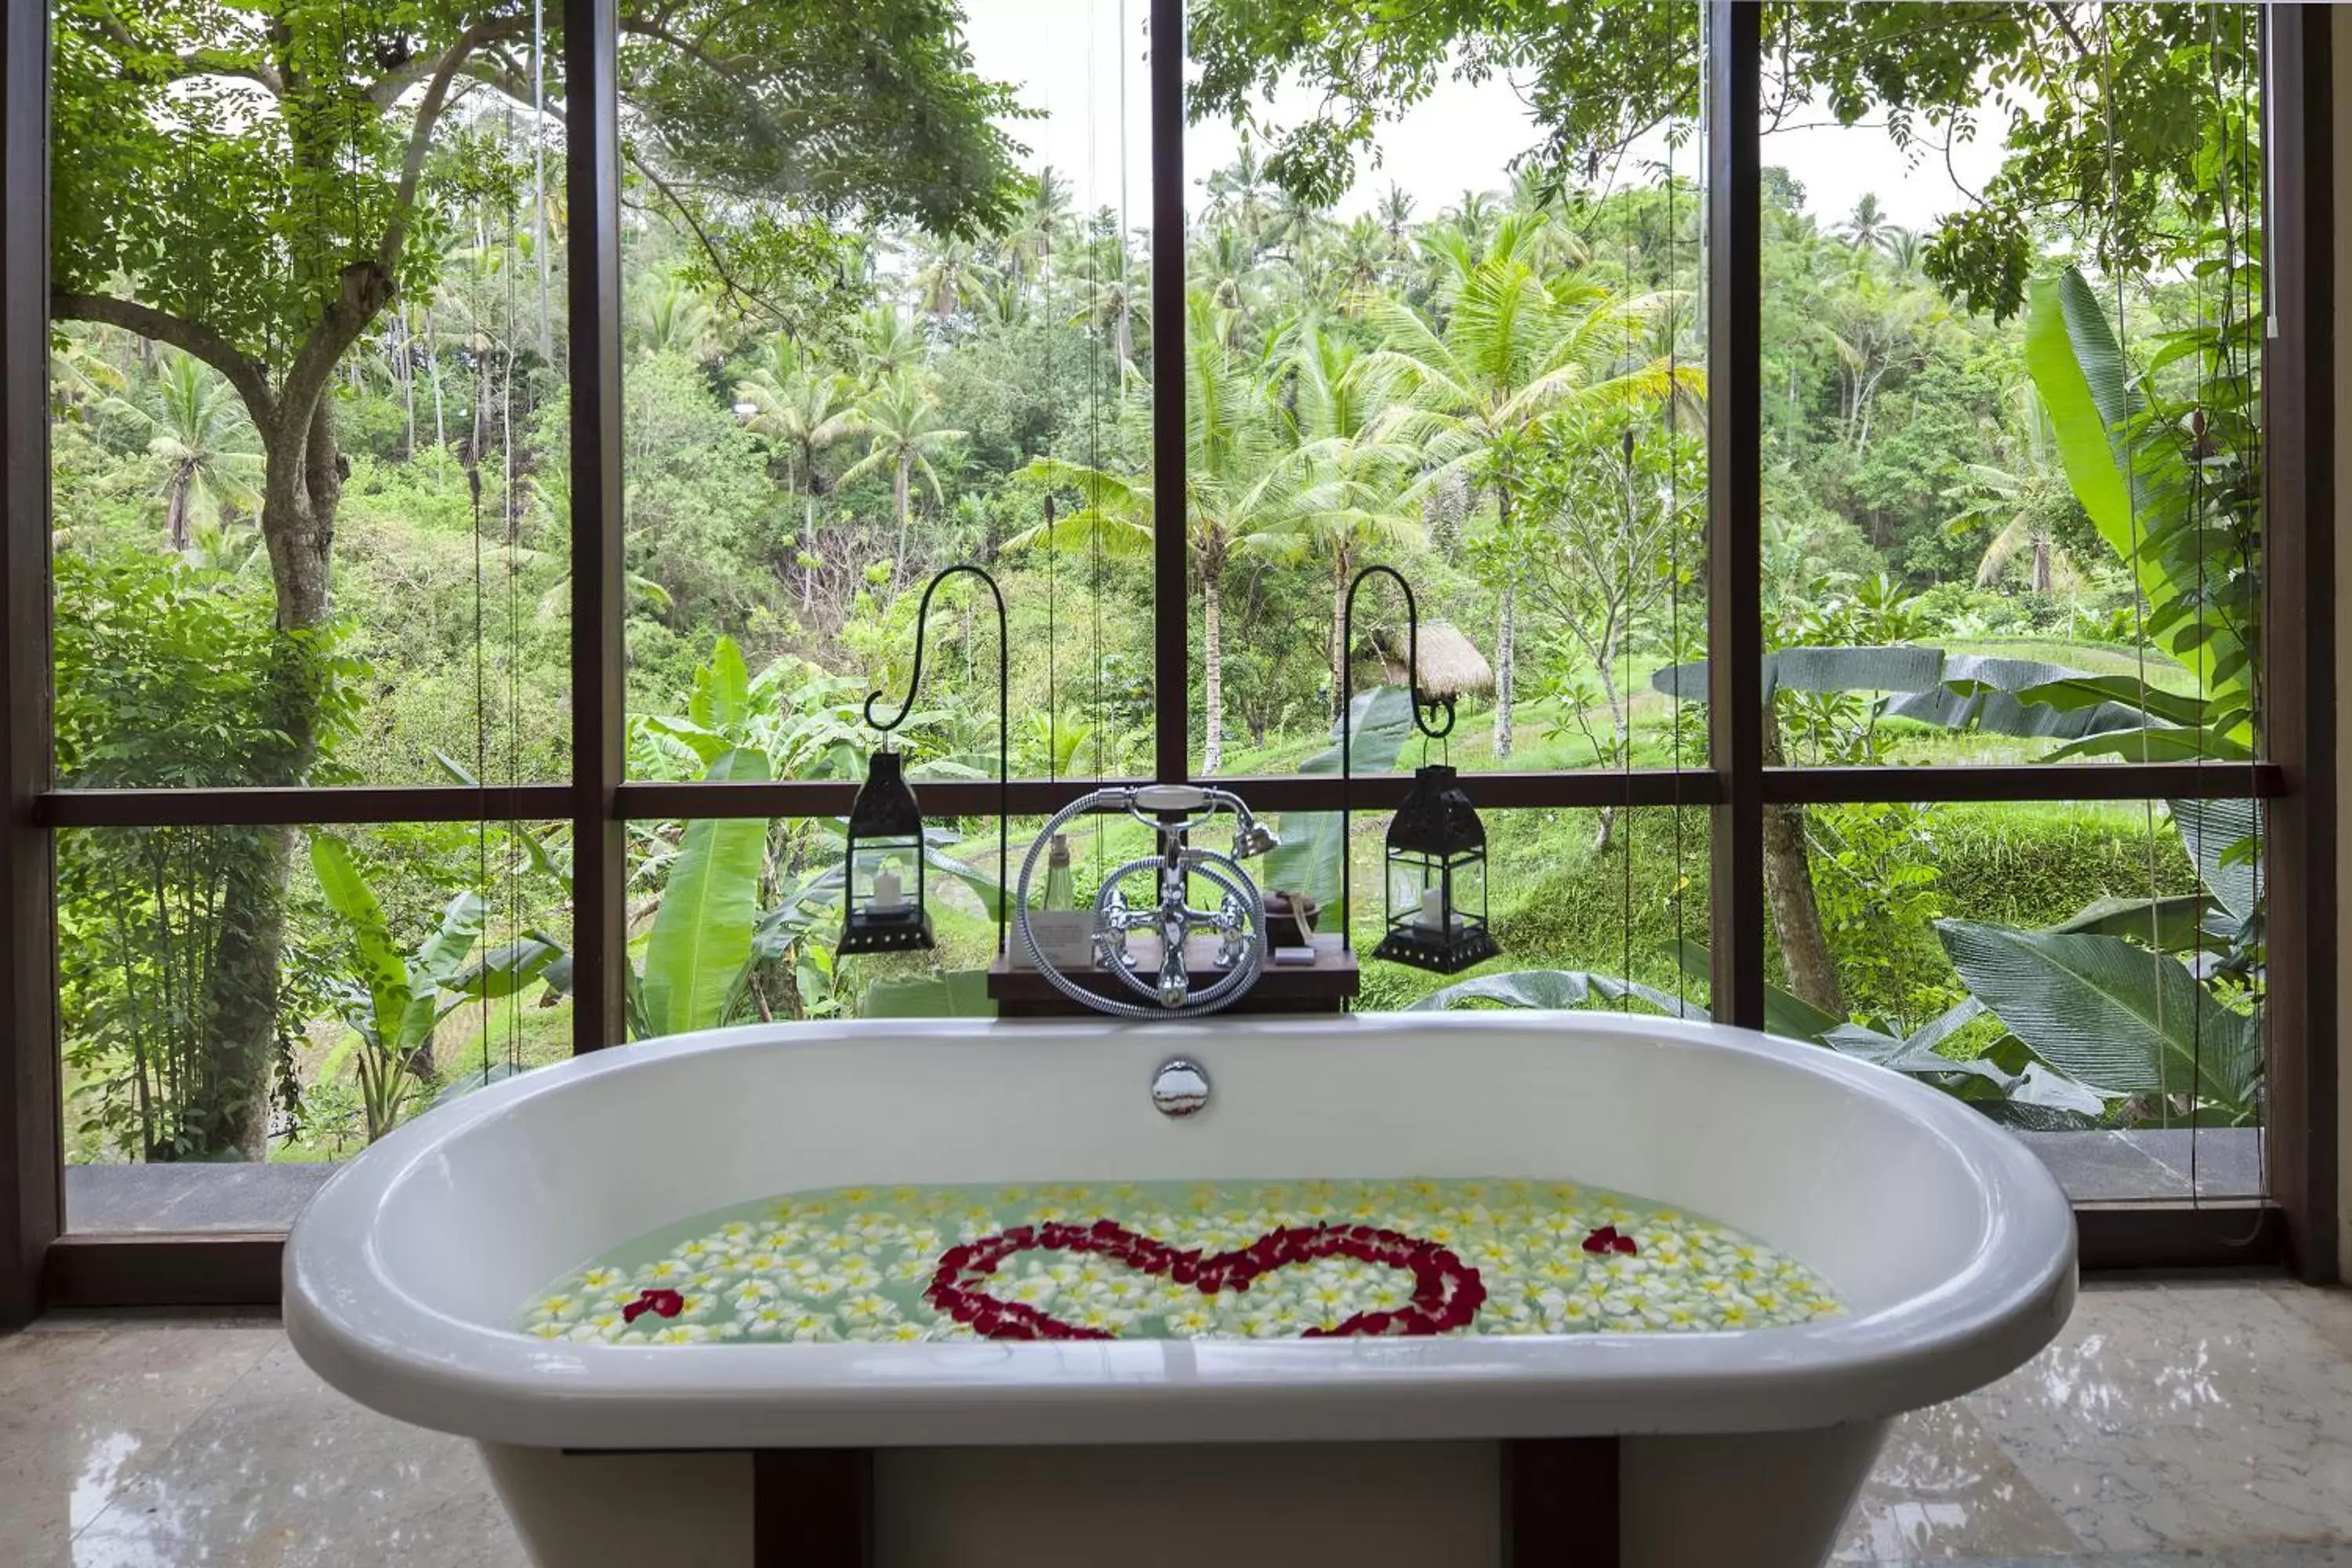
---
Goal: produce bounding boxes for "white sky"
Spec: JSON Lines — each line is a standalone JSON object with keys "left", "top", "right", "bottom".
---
{"left": 961, "top": 0, "right": 2009, "bottom": 234}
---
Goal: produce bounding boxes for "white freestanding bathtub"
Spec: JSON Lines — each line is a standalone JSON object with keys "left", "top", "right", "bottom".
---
{"left": 285, "top": 1011, "right": 2075, "bottom": 1568}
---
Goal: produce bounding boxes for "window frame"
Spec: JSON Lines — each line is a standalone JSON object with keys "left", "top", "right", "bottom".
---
{"left": 0, "top": 0, "right": 2331, "bottom": 1320}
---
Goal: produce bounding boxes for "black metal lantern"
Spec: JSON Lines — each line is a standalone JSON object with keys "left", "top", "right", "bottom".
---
{"left": 837, "top": 750, "right": 934, "bottom": 954}
{"left": 1371, "top": 763, "right": 1497, "bottom": 974}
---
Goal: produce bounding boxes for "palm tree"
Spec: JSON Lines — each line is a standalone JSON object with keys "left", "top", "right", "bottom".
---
{"left": 839, "top": 371, "right": 964, "bottom": 575}
{"left": 102, "top": 350, "right": 264, "bottom": 552}
{"left": 1282, "top": 326, "right": 1425, "bottom": 709}
{"left": 1004, "top": 296, "right": 1330, "bottom": 772}
{"left": 1200, "top": 136, "right": 1283, "bottom": 259}
{"left": 1944, "top": 385, "right": 2082, "bottom": 594}
{"left": 855, "top": 303, "right": 925, "bottom": 385}
{"left": 1363, "top": 217, "right": 1702, "bottom": 756}
{"left": 910, "top": 235, "right": 996, "bottom": 328}
{"left": 1377, "top": 183, "right": 1417, "bottom": 246}
{"left": 734, "top": 336, "right": 866, "bottom": 605}
{"left": 1835, "top": 193, "right": 1894, "bottom": 255}
{"left": 1003, "top": 166, "right": 1075, "bottom": 298}
{"left": 1332, "top": 216, "right": 1393, "bottom": 308}
{"left": 1880, "top": 225, "right": 1925, "bottom": 278}
{"left": 627, "top": 274, "right": 719, "bottom": 364}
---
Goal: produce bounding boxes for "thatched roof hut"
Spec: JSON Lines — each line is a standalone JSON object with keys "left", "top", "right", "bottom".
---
{"left": 1372, "top": 620, "right": 1494, "bottom": 699}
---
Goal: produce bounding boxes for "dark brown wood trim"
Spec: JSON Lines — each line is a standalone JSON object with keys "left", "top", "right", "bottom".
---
{"left": 1707, "top": 1, "right": 1766, "bottom": 1029}
{"left": 39, "top": 784, "right": 572, "bottom": 828}
{"left": 753, "top": 1449, "right": 873, "bottom": 1568}
{"left": 1501, "top": 1436, "right": 1619, "bottom": 1566}
{"left": 33, "top": 763, "right": 2281, "bottom": 831}
{"left": 615, "top": 771, "right": 1724, "bottom": 821}
{"left": 568, "top": 0, "right": 628, "bottom": 1054}
{"left": 44, "top": 1233, "right": 281, "bottom": 1309}
{"left": 2260, "top": 5, "right": 2337, "bottom": 1286}
{"left": 1761, "top": 764, "right": 2286, "bottom": 806}
{"left": 1150, "top": 0, "right": 1187, "bottom": 784}
{"left": 0, "top": 0, "right": 55, "bottom": 1333}
{"left": 2075, "top": 1203, "right": 2285, "bottom": 1274}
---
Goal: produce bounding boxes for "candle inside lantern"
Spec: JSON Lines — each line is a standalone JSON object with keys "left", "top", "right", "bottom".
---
{"left": 1416, "top": 886, "right": 1446, "bottom": 932}
{"left": 873, "top": 869, "right": 906, "bottom": 913}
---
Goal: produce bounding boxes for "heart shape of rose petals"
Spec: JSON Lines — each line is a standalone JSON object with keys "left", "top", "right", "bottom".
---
{"left": 922, "top": 1218, "right": 1486, "bottom": 1341}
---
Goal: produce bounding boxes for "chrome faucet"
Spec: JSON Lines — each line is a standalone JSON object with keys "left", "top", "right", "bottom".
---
{"left": 1015, "top": 783, "right": 1279, "bottom": 1018}
{"left": 1098, "top": 785, "right": 1279, "bottom": 1009}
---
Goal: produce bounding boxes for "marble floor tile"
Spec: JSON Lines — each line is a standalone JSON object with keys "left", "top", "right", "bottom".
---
{"left": 1964, "top": 1281, "right": 2352, "bottom": 1555}
{"left": 1922, "top": 1551, "right": 2352, "bottom": 1567}
{"left": 67, "top": 1340, "right": 528, "bottom": 1568}
{"left": 1834, "top": 1400, "right": 2083, "bottom": 1562}
{"left": 0, "top": 1319, "right": 278, "bottom": 1563}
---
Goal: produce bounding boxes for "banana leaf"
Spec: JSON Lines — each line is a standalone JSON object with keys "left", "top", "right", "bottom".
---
{"left": 1668, "top": 938, "right": 1844, "bottom": 1041}
{"left": 2049, "top": 894, "right": 2221, "bottom": 952}
{"left": 1935, "top": 917, "right": 2260, "bottom": 1109}
{"left": 310, "top": 834, "right": 411, "bottom": 1040}
{"left": 2168, "top": 797, "right": 2262, "bottom": 923}
{"left": 1406, "top": 968, "right": 1702, "bottom": 1018}
{"left": 637, "top": 746, "right": 771, "bottom": 1038}
{"left": 858, "top": 969, "right": 996, "bottom": 1018}
{"left": 1262, "top": 684, "right": 1417, "bottom": 926}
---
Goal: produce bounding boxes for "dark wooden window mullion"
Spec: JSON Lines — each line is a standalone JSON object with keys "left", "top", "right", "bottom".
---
{"left": 2259, "top": 3, "right": 2335, "bottom": 1284}
{"left": 33, "top": 759, "right": 2287, "bottom": 831}
{"left": 1151, "top": 0, "right": 1188, "bottom": 784}
{"left": 0, "top": 0, "right": 56, "bottom": 1331}
{"left": 1706, "top": 1, "right": 1766, "bottom": 1029}
{"left": 566, "top": 0, "right": 627, "bottom": 1053}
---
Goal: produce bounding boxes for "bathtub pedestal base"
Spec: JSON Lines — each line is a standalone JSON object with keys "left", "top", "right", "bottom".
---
{"left": 484, "top": 1423, "right": 1883, "bottom": 1568}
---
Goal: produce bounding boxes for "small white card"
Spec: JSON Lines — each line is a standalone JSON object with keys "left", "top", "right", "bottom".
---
{"left": 1013, "top": 910, "right": 1101, "bottom": 969}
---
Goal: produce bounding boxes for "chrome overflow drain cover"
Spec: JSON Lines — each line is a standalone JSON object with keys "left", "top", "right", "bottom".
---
{"left": 1151, "top": 1058, "right": 1210, "bottom": 1118}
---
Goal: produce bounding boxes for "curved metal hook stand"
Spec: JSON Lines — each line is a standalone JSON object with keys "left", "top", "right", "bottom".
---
{"left": 1340, "top": 564, "right": 1453, "bottom": 954}
{"left": 861, "top": 564, "right": 1009, "bottom": 956}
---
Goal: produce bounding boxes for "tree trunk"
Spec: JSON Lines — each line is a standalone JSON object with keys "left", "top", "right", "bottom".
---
{"left": 802, "top": 493, "right": 818, "bottom": 608}
{"left": 1493, "top": 582, "right": 1516, "bottom": 760}
{"left": 182, "top": 397, "right": 344, "bottom": 1160}
{"left": 2031, "top": 532, "right": 2053, "bottom": 594}
{"left": 426, "top": 307, "right": 447, "bottom": 452}
{"left": 1202, "top": 571, "right": 1225, "bottom": 775}
{"left": 894, "top": 454, "right": 912, "bottom": 574}
{"left": 394, "top": 310, "right": 415, "bottom": 460}
{"left": 1759, "top": 703, "right": 1844, "bottom": 1017}
{"left": 1329, "top": 556, "right": 1348, "bottom": 718}
{"left": 163, "top": 470, "right": 192, "bottom": 553}
{"left": 1493, "top": 488, "right": 1517, "bottom": 759}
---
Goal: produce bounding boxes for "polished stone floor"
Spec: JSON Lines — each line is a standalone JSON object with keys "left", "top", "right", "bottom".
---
{"left": 4, "top": 1279, "right": 2351, "bottom": 1565}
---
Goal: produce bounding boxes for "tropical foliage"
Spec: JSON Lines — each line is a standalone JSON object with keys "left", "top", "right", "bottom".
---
{"left": 47, "top": 1, "right": 2267, "bottom": 1167}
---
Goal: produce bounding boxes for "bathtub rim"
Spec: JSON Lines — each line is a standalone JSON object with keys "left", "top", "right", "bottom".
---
{"left": 283, "top": 1011, "right": 2077, "bottom": 1450}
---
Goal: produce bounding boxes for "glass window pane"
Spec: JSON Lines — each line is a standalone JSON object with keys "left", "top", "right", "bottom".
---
{"left": 1351, "top": 806, "right": 1709, "bottom": 1016}
{"left": 1759, "top": 795, "right": 2263, "bottom": 1203}
{"left": 1750, "top": 2, "right": 2263, "bottom": 770}
{"left": 60, "top": 822, "right": 572, "bottom": 1232}
{"left": 621, "top": 4, "right": 1151, "bottom": 785}
{"left": 50, "top": 5, "right": 565, "bottom": 788}
{"left": 1184, "top": 2, "right": 1706, "bottom": 779}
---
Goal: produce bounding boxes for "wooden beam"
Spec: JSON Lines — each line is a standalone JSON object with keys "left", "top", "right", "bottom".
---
{"left": 0, "top": 0, "right": 56, "bottom": 1332}
{"left": 1706, "top": 1, "right": 1765, "bottom": 1029}
{"left": 2263, "top": 3, "right": 2337, "bottom": 1284}
{"left": 44, "top": 1235, "right": 281, "bottom": 1310}
{"left": 753, "top": 1450, "right": 873, "bottom": 1568}
{"left": 566, "top": 0, "right": 628, "bottom": 1053}
{"left": 1502, "top": 1437, "right": 1620, "bottom": 1566}
{"left": 1151, "top": 0, "right": 1187, "bottom": 783}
